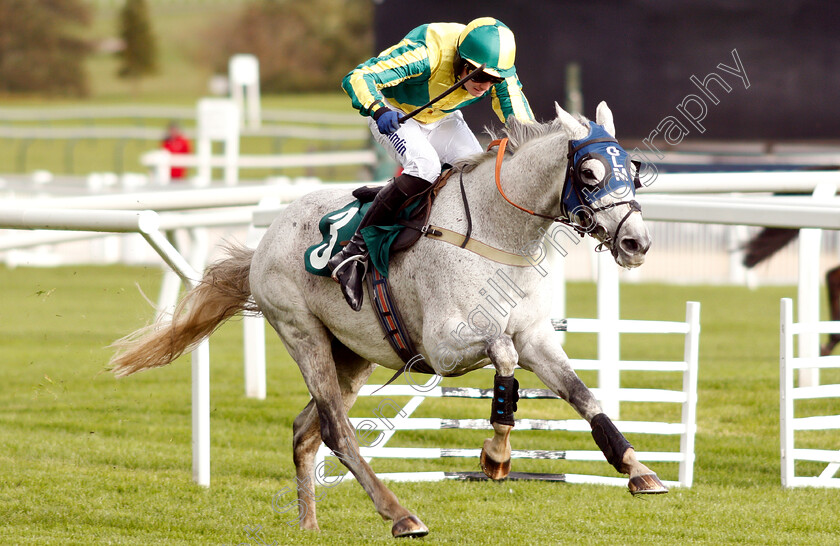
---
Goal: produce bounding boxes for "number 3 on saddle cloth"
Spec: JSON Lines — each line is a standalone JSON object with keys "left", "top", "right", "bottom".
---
{"left": 304, "top": 172, "right": 455, "bottom": 378}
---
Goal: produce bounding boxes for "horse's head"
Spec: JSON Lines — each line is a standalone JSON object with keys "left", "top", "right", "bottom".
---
{"left": 554, "top": 101, "right": 651, "bottom": 268}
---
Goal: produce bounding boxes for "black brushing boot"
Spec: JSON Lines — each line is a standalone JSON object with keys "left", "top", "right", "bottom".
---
{"left": 328, "top": 173, "right": 429, "bottom": 311}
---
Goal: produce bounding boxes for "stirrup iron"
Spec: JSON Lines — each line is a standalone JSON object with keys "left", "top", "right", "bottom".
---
{"left": 330, "top": 253, "right": 368, "bottom": 282}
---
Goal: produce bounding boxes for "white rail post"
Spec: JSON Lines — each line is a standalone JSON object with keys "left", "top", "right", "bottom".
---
{"left": 192, "top": 340, "right": 211, "bottom": 486}
{"left": 224, "top": 124, "right": 240, "bottom": 187}
{"left": 196, "top": 98, "right": 240, "bottom": 187}
{"left": 679, "top": 301, "right": 701, "bottom": 486}
{"left": 229, "top": 54, "right": 261, "bottom": 130}
{"left": 798, "top": 182, "right": 837, "bottom": 386}
{"left": 780, "top": 298, "right": 795, "bottom": 487}
{"left": 597, "top": 250, "right": 620, "bottom": 418}
{"left": 241, "top": 196, "right": 280, "bottom": 400}
{"left": 243, "top": 315, "right": 266, "bottom": 400}
{"left": 144, "top": 149, "right": 172, "bottom": 186}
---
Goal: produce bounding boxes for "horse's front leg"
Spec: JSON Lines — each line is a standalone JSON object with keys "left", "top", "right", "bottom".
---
{"left": 515, "top": 325, "right": 668, "bottom": 494}
{"left": 480, "top": 336, "right": 519, "bottom": 480}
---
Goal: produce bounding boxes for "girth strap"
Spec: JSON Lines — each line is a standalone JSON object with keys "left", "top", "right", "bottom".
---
{"left": 423, "top": 226, "right": 541, "bottom": 267}
{"left": 366, "top": 267, "right": 435, "bottom": 389}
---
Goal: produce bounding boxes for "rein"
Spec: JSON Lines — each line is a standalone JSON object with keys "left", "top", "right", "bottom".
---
{"left": 489, "top": 138, "right": 560, "bottom": 222}
{"left": 487, "top": 138, "right": 587, "bottom": 237}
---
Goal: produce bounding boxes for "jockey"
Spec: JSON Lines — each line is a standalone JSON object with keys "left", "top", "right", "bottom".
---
{"left": 330, "top": 17, "right": 535, "bottom": 311}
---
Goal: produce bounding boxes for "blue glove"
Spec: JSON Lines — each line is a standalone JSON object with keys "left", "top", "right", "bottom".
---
{"left": 374, "top": 109, "right": 401, "bottom": 135}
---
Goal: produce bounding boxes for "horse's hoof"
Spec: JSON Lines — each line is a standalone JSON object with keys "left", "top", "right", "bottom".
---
{"left": 480, "top": 447, "right": 511, "bottom": 480}
{"left": 628, "top": 473, "right": 669, "bottom": 495}
{"left": 391, "top": 515, "right": 429, "bottom": 538}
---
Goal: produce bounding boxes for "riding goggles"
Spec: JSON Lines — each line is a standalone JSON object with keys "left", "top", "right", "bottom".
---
{"left": 466, "top": 63, "right": 504, "bottom": 84}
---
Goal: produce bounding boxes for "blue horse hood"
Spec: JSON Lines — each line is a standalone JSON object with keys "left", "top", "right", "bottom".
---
{"left": 562, "top": 121, "right": 636, "bottom": 216}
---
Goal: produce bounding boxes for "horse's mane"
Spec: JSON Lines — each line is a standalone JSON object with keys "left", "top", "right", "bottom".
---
{"left": 454, "top": 113, "right": 589, "bottom": 173}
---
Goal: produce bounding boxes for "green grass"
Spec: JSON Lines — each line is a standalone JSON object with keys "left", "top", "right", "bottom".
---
{"left": 2, "top": 265, "right": 839, "bottom": 544}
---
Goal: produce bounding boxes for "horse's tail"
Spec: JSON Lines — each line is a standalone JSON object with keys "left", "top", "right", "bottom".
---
{"left": 109, "top": 244, "right": 259, "bottom": 377}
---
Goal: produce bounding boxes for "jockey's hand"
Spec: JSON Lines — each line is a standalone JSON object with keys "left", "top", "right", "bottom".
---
{"left": 374, "top": 109, "right": 401, "bottom": 135}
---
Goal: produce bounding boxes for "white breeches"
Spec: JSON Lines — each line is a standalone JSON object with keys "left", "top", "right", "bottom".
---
{"left": 368, "top": 109, "right": 482, "bottom": 182}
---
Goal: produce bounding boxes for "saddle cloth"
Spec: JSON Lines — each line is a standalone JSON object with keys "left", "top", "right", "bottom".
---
{"left": 304, "top": 171, "right": 453, "bottom": 278}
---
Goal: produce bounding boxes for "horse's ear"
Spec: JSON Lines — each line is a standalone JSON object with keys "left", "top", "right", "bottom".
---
{"left": 554, "top": 102, "right": 588, "bottom": 139}
{"left": 595, "top": 101, "right": 616, "bottom": 137}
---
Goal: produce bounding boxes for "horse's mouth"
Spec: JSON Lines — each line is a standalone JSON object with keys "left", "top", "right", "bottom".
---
{"left": 616, "top": 252, "right": 646, "bottom": 269}
{"left": 575, "top": 214, "right": 649, "bottom": 269}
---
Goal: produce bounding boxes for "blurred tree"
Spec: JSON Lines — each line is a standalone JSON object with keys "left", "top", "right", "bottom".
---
{"left": 202, "top": 0, "right": 373, "bottom": 93}
{"left": 0, "top": 0, "right": 91, "bottom": 95}
{"left": 117, "top": 0, "right": 157, "bottom": 89}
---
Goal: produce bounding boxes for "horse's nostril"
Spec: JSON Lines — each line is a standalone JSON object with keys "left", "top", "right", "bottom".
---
{"left": 620, "top": 237, "right": 651, "bottom": 255}
{"left": 621, "top": 238, "right": 640, "bottom": 254}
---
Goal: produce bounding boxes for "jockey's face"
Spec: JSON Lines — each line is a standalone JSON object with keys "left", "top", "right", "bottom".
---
{"left": 460, "top": 66, "right": 496, "bottom": 97}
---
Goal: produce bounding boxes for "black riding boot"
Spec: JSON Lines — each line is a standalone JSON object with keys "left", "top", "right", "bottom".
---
{"left": 328, "top": 173, "right": 428, "bottom": 311}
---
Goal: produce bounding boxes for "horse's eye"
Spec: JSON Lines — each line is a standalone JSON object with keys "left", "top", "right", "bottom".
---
{"left": 582, "top": 169, "right": 594, "bottom": 178}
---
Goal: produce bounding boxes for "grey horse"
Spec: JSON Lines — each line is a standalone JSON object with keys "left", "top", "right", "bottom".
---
{"left": 110, "top": 102, "right": 665, "bottom": 539}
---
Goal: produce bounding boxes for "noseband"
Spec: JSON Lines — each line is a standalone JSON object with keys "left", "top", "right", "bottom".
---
{"left": 488, "top": 124, "right": 642, "bottom": 257}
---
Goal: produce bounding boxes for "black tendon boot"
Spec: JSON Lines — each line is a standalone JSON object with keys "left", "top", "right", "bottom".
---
{"left": 328, "top": 173, "right": 429, "bottom": 311}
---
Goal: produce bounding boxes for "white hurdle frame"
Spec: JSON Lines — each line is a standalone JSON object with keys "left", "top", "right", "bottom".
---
{"left": 780, "top": 297, "right": 840, "bottom": 488}
{"left": 0, "top": 208, "right": 213, "bottom": 486}
{"left": 315, "top": 301, "right": 700, "bottom": 488}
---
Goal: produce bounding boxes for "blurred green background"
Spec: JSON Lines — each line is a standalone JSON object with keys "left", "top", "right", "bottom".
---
{"left": 2, "top": 0, "right": 373, "bottom": 102}
{"left": 0, "top": 0, "right": 376, "bottom": 178}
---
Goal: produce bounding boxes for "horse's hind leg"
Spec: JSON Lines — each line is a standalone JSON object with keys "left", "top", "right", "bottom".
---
{"left": 291, "top": 339, "right": 375, "bottom": 531}
{"left": 275, "top": 317, "right": 428, "bottom": 537}
{"left": 821, "top": 265, "right": 840, "bottom": 356}
{"left": 480, "top": 337, "right": 518, "bottom": 480}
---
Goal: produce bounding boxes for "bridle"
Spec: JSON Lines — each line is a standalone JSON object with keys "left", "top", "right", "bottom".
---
{"left": 487, "top": 126, "right": 642, "bottom": 257}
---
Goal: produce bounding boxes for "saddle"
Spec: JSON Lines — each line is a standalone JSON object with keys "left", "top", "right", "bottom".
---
{"left": 304, "top": 170, "right": 454, "bottom": 279}
{"left": 350, "top": 169, "right": 454, "bottom": 252}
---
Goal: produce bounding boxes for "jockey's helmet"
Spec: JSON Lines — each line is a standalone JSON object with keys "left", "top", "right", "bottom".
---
{"left": 456, "top": 17, "right": 517, "bottom": 79}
